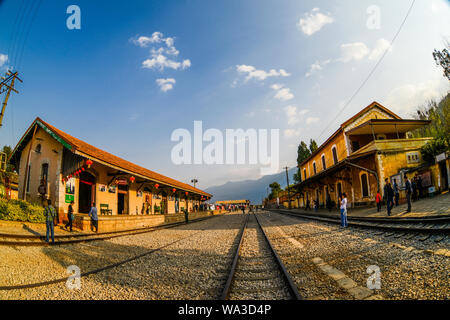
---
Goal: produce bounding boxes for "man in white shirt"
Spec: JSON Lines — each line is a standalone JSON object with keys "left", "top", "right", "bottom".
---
{"left": 340, "top": 193, "right": 348, "bottom": 228}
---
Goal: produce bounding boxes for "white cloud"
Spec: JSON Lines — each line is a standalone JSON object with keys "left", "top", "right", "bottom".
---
{"left": 305, "top": 59, "right": 331, "bottom": 77}
{"left": 339, "top": 42, "right": 370, "bottom": 62}
{"left": 0, "top": 54, "right": 8, "bottom": 67}
{"left": 133, "top": 32, "right": 190, "bottom": 79}
{"left": 284, "top": 129, "right": 302, "bottom": 138}
{"left": 368, "top": 38, "right": 392, "bottom": 61}
{"left": 156, "top": 78, "right": 176, "bottom": 92}
{"left": 306, "top": 117, "right": 320, "bottom": 125}
{"left": 385, "top": 79, "right": 449, "bottom": 115}
{"left": 297, "top": 8, "right": 334, "bottom": 36}
{"left": 284, "top": 105, "right": 309, "bottom": 125}
{"left": 271, "top": 84, "right": 294, "bottom": 101}
{"left": 236, "top": 65, "right": 290, "bottom": 82}
{"left": 274, "top": 88, "right": 294, "bottom": 101}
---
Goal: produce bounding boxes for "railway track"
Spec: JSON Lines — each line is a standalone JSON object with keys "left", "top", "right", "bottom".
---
{"left": 0, "top": 215, "right": 218, "bottom": 246}
{"left": 220, "top": 213, "right": 302, "bottom": 300}
{"left": 269, "top": 209, "right": 450, "bottom": 240}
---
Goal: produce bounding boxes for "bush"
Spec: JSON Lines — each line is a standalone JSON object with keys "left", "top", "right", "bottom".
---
{"left": 0, "top": 198, "right": 45, "bottom": 223}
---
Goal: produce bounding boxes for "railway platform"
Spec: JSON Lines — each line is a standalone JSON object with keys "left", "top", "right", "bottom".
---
{"left": 288, "top": 192, "right": 449, "bottom": 219}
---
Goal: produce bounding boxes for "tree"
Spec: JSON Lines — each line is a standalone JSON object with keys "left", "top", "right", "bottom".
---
{"left": 309, "top": 139, "right": 318, "bottom": 153}
{"left": 296, "top": 141, "right": 311, "bottom": 165}
{"left": 1, "top": 146, "right": 13, "bottom": 172}
{"left": 433, "top": 47, "right": 450, "bottom": 81}
{"left": 268, "top": 182, "right": 282, "bottom": 200}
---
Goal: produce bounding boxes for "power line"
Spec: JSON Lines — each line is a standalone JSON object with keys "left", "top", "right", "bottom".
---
{"left": 17, "top": 0, "right": 43, "bottom": 71}
{"left": 315, "top": 0, "right": 416, "bottom": 142}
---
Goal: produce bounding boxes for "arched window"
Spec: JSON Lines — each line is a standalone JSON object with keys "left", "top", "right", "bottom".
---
{"left": 361, "top": 173, "right": 369, "bottom": 198}
{"left": 303, "top": 168, "right": 307, "bottom": 180}
{"left": 313, "top": 162, "right": 317, "bottom": 175}
{"left": 35, "top": 144, "right": 41, "bottom": 153}
{"left": 321, "top": 154, "right": 326, "bottom": 170}
{"left": 41, "top": 163, "right": 49, "bottom": 184}
{"left": 332, "top": 147, "right": 338, "bottom": 165}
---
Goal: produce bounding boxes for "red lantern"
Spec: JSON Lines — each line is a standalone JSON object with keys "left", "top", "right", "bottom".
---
{"left": 85, "top": 159, "right": 93, "bottom": 168}
{"left": 81, "top": 167, "right": 85, "bottom": 171}
{"left": 172, "top": 188, "right": 176, "bottom": 193}
{"left": 185, "top": 191, "right": 189, "bottom": 196}
{"left": 130, "top": 176, "right": 136, "bottom": 183}
{"left": 154, "top": 184, "right": 159, "bottom": 189}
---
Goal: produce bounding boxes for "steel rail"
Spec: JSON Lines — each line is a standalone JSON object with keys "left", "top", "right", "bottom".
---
{"left": 270, "top": 209, "right": 450, "bottom": 234}
{"left": 253, "top": 213, "right": 302, "bottom": 300}
{"left": 220, "top": 213, "right": 302, "bottom": 300}
{"left": 219, "top": 214, "right": 249, "bottom": 300}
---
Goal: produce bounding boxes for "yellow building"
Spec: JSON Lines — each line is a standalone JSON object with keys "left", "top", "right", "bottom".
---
{"left": 9, "top": 118, "right": 212, "bottom": 223}
{"left": 296, "top": 102, "right": 434, "bottom": 208}
{"left": 215, "top": 200, "right": 250, "bottom": 206}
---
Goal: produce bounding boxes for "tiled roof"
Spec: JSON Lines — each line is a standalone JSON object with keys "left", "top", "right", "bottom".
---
{"left": 35, "top": 117, "right": 212, "bottom": 197}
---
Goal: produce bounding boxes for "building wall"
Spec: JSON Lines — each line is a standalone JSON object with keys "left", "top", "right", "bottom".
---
{"left": 17, "top": 127, "right": 64, "bottom": 207}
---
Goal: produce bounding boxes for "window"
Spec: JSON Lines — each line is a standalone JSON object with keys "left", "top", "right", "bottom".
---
{"left": 406, "top": 152, "right": 420, "bottom": 164}
{"left": 41, "top": 163, "right": 49, "bottom": 184}
{"left": 26, "top": 165, "right": 31, "bottom": 193}
{"left": 321, "top": 155, "right": 326, "bottom": 170}
{"left": 35, "top": 144, "right": 41, "bottom": 153}
{"left": 303, "top": 168, "right": 307, "bottom": 180}
{"left": 352, "top": 141, "right": 360, "bottom": 152}
{"left": 332, "top": 147, "right": 338, "bottom": 165}
{"left": 313, "top": 162, "right": 317, "bottom": 175}
{"left": 361, "top": 173, "right": 369, "bottom": 198}
{"left": 376, "top": 134, "right": 386, "bottom": 140}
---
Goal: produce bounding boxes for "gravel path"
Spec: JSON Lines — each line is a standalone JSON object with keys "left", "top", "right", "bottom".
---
{"left": 0, "top": 213, "right": 245, "bottom": 300}
{"left": 258, "top": 211, "right": 449, "bottom": 300}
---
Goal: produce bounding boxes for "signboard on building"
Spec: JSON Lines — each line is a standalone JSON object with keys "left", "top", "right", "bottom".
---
{"left": 436, "top": 152, "right": 446, "bottom": 163}
{"left": 65, "top": 178, "right": 75, "bottom": 194}
{"left": 65, "top": 194, "right": 74, "bottom": 203}
{"left": 115, "top": 179, "right": 128, "bottom": 185}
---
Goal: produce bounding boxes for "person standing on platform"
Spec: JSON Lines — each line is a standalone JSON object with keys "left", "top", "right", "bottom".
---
{"left": 405, "top": 174, "right": 412, "bottom": 213}
{"left": 340, "top": 193, "right": 348, "bottom": 228}
{"left": 88, "top": 202, "right": 98, "bottom": 233}
{"left": 417, "top": 175, "right": 423, "bottom": 200}
{"left": 375, "top": 191, "right": 382, "bottom": 212}
{"left": 306, "top": 198, "right": 310, "bottom": 211}
{"left": 383, "top": 178, "right": 394, "bottom": 216}
{"left": 65, "top": 200, "right": 74, "bottom": 232}
{"left": 44, "top": 199, "right": 56, "bottom": 243}
{"left": 393, "top": 179, "right": 400, "bottom": 207}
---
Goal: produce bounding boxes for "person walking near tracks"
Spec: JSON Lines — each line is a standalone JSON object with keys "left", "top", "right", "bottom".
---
{"left": 383, "top": 178, "right": 394, "bottom": 216}
{"left": 183, "top": 208, "right": 189, "bottom": 224}
{"left": 393, "top": 178, "right": 400, "bottom": 207}
{"left": 375, "top": 190, "right": 382, "bottom": 212}
{"left": 405, "top": 174, "right": 412, "bottom": 213}
{"left": 64, "top": 200, "right": 74, "bottom": 232}
{"left": 88, "top": 202, "right": 99, "bottom": 233}
{"left": 44, "top": 199, "right": 57, "bottom": 243}
{"left": 340, "top": 193, "right": 348, "bottom": 228}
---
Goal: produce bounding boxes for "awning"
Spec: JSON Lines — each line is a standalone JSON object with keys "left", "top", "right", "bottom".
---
{"left": 346, "top": 119, "right": 430, "bottom": 136}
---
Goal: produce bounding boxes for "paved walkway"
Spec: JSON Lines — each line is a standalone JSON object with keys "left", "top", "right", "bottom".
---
{"left": 0, "top": 220, "right": 91, "bottom": 237}
{"left": 290, "top": 192, "right": 450, "bottom": 219}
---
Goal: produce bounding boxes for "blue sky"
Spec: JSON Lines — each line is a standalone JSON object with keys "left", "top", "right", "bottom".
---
{"left": 0, "top": 0, "right": 449, "bottom": 189}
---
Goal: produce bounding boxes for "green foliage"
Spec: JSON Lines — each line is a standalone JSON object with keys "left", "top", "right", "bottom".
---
{"left": 421, "top": 137, "right": 448, "bottom": 164}
{"left": 268, "top": 182, "right": 281, "bottom": 200}
{"left": 433, "top": 47, "right": 450, "bottom": 81}
{"left": 154, "top": 204, "right": 161, "bottom": 213}
{"left": 293, "top": 168, "right": 301, "bottom": 183}
{"left": 0, "top": 198, "right": 45, "bottom": 223}
{"left": 296, "top": 141, "right": 311, "bottom": 165}
{"left": 1, "top": 145, "right": 14, "bottom": 172}
{"left": 412, "top": 93, "right": 450, "bottom": 163}
{"left": 309, "top": 139, "right": 318, "bottom": 153}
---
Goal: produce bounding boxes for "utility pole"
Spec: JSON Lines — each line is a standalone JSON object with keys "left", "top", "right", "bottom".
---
{"left": 0, "top": 71, "right": 22, "bottom": 128}
{"left": 191, "top": 178, "right": 198, "bottom": 188}
{"left": 284, "top": 166, "right": 291, "bottom": 209}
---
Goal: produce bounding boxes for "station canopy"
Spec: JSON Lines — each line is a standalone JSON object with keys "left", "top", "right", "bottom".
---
{"left": 346, "top": 119, "right": 430, "bottom": 136}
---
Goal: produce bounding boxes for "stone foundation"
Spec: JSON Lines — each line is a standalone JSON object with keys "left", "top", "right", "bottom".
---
{"left": 70, "top": 210, "right": 223, "bottom": 232}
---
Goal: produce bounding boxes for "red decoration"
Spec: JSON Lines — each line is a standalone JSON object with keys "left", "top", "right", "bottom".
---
{"left": 81, "top": 167, "right": 85, "bottom": 171}
{"left": 172, "top": 188, "right": 176, "bottom": 193}
{"left": 130, "top": 176, "right": 136, "bottom": 183}
{"left": 154, "top": 184, "right": 159, "bottom": 189}
{"left": 85, "top": 159, "right": 93, "bottom": 168}
{"left": 185, "top": 191, "right": 189, "bottom": 196}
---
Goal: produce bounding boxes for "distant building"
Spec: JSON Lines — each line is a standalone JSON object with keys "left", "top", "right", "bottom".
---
{"left": 295, "top": 101, "right": 438, "bottom": 208}
{"left": 215, "top": 200, "right": 250, "bottom": 206}
{"left": 9, "top": 118, "right": 212, "bottom": 221}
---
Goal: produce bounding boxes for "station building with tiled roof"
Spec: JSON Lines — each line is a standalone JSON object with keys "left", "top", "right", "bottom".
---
{"left": 9, "top": 117, "right": 212, "bottom": 224}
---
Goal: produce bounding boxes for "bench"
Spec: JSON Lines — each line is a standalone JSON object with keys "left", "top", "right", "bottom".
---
{"left": 100, "top": 203, "right": 113, "bottom": 215}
